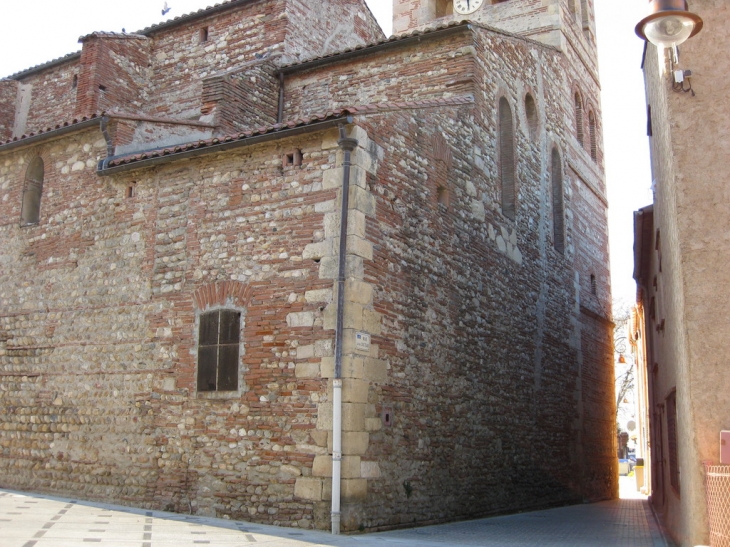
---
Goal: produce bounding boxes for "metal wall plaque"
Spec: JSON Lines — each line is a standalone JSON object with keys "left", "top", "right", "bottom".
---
{"left": 355, "top": 331, "right": 371, "bottom": 352}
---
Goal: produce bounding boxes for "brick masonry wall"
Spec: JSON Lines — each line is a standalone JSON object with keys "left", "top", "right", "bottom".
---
{"left": 0, "top": 0, "right": 614, "bottom": 534}
{"left": 0, "top": 127, "right": 349, "bottom": 528}
{"left": 201, "top": 60, "right": 280, "bottom": 134}
{"left": 284, "top": 0, "right": 385, "bottom": 62}
{"left": 142, "top": 0, "right": 383, "bottom": 122}
{"left": 5, "top": 0, "right": 384, "bottom": 138}
{"left": 347, "top": 106, "right": 586, "bottom": 528}
{"left": 0, "top": 80, "right": 17, "bottom": 140}
{"left": 284, "top": 24, "right": 612, "bottom": 529}
{"left": 9, "top": 60, "right": 79, "bottom": 137}
{"left": 143, "top": 1, "right": 289, "bottom": 122}
{"left": 284, "top": 30, "right": 474, "bottom": 117}
{"left": 75, "top": 34, "right": 152, "bottom": 118}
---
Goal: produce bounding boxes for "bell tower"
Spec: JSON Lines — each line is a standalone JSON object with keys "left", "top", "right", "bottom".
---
{"left": 393, "top": 0, "right": 596, "bottom": 55}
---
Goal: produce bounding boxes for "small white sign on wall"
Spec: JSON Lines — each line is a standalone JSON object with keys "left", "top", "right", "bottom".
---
{"left": 355, "top": 331, "right": 371, "bottom": 352}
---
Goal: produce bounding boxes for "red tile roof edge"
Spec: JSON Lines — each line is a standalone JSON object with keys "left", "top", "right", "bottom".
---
{"left": 0, "top": 113, "right": 104, "bottom": 147}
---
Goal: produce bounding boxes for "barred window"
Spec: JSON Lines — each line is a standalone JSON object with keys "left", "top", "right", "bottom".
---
{"left": 20, "top": 157, "right": 44, "bottom": 226}
{"left": 198, "top": 309, "right": 241, "bottom": 392}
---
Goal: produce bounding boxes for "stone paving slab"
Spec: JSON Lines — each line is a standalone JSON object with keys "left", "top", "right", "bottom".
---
{"left": 0, "top": 478, "right": 669, "bottom": 547}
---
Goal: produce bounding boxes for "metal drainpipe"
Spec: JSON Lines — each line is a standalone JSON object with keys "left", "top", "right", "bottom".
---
{"left": 331, "top": 125, "right": 358, "bottom": 535}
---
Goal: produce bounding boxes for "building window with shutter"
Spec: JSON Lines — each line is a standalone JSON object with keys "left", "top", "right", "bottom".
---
{"left": 197, "top": 309, "right": 241, "bottom": 392}
{"left": 499, "top": 97, "right": 516, "bottom": 220}
{"left": 20, "top": 157, "right": 44, "bottom": 226}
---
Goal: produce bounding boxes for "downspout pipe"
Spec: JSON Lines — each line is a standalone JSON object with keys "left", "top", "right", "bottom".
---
{"left": 332, "top": 125, "right": 358, "bottom": 535}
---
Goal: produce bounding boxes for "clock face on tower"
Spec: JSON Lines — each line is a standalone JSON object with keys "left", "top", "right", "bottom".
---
{"left": 454, "top": 0, "right": 485, "bottom": 15}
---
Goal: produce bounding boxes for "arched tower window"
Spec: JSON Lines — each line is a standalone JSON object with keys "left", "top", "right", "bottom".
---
{"left": 589, "top": 110, "right": 597, "bottom": 162}
{"left": 525, "top": 93, "right": 538, "bottom": 140}
{"left": 20, "top": 157, "right": 44, "bottom": 226}
{"left": 574, "top": 92, "right": 584, "bottom": 147}
{"left": 551, "top": 147, "right": 565, "bottom": 254}
{"left": 499, "top": 97, "right": 516, "bottom": 220}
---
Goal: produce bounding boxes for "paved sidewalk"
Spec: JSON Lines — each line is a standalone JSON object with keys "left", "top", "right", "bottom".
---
{"left": 1, "top": 477, "right": 668, "bottom": 547}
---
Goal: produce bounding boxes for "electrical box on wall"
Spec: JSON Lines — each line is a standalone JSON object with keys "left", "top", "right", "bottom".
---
{"left": 721, "top": 431, "right": 730, "bottom": 464}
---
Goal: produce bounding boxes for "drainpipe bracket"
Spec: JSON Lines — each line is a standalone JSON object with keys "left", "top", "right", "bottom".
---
{"left": 338, "top": 137, "right": 358, "bottom": 152}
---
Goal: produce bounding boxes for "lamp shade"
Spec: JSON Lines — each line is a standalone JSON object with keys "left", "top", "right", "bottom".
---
{"left": 635, "top": 0, "right": 703, "bottom": 48}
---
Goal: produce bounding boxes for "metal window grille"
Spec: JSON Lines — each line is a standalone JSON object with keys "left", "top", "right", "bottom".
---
{"left": 705, "top": 464, "right": 730, "bottom": 547}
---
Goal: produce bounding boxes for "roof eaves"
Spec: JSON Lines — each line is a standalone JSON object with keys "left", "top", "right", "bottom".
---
{"left": 0, "top": 115, "right": 102, "bottom": 154}
{"left": 4, "top": 51, "right": 82, "bottom": 81}
{"left": 98, "top": 114, "right": 354, "bottom": 177}
{"left": 279, "top": 21, "right": 472, "bottom": 75}
{"left": 136, "top": 0, "right": 253, "bottom": 36}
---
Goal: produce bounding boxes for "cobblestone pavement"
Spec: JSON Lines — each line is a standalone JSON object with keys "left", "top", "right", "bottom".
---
{"left": 1, "top": 478, "right": 669, "bottom": 547}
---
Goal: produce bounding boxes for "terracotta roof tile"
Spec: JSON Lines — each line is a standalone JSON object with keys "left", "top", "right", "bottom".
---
{"left": 0, "top": 113, "right": 103, "bottom": 146}
{"left": 4, "top": 51, "right": 82, "bottom": 80}
{"left": 79, "top": 31, "right": 147, "bottom": 42}
{"left": 136, "top": 0, "right": 250, "bottom": 35}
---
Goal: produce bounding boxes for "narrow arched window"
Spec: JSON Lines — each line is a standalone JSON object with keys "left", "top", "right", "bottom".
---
{"left": 551, "top": 147, "right": 565, "bottom": 254}
{"left": 499, "top": 97, "right": 516, "bottom": 220}
{"left": 574, "top": 92, "right": 584, "bottom": 147}
{"left": 525, "top": 93, "right": 538, "bottom": 140}
{"left": 20, "top": 157, "right": 44, "bottom": 226}
{"left": 589, "top": 110, "right": 597, "bottom": 162}
{"left": 198, "top": 309, "right": 241, "bottom": 392}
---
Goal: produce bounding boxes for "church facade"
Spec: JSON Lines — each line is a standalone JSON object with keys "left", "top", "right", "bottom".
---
{"left": 0, "top": 0, "right": 615, "bottom": 532}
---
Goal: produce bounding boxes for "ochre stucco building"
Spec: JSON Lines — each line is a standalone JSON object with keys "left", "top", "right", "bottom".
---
{"left": 633, "top": 1, "right": 730, "bottom": 545}
{"left": 0, "top": 0, "right": 615, "bottom": 532}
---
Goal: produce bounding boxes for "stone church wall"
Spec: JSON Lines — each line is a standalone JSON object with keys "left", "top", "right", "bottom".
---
{"left": 0, "top": 0, "right": 614, "bottom": 533}
{"left": 0, "top": 127, "right": 348, "bottom": 528}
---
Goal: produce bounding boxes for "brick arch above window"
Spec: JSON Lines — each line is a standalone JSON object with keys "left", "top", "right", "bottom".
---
{"left": 193, "top": 280, "right": 253, "bottom": 311}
